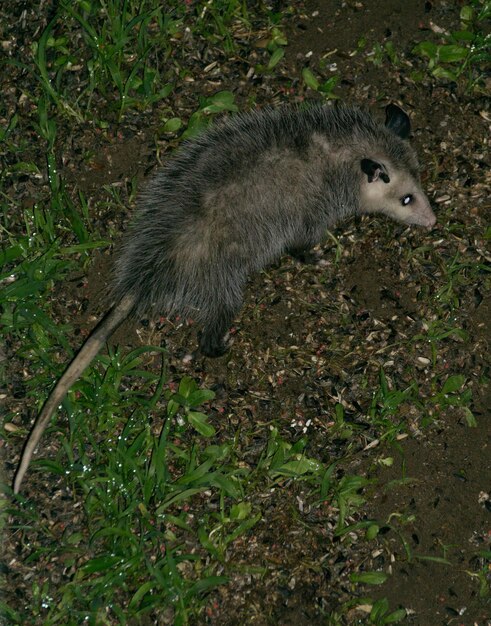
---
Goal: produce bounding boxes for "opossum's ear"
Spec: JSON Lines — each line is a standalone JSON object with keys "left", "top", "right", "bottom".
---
{"left": 385, "top": 104, "right": 411, "bottom": 139}
{"left": 360, "top": 158, "right": 390, "bottom": 184}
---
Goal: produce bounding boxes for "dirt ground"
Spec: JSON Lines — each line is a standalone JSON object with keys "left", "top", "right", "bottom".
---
{"left": 3, "top": 0, "right": 490, "bottom": 624}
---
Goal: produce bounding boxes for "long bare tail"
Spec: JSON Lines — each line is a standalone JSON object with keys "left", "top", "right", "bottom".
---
{"left": 13, "top": 294, "right": 136, "bottom": 494}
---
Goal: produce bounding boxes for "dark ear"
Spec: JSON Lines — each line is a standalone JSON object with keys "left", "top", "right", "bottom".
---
{"left": 385, "top": 103, "right": 411, "bottom": 139}
{"left": 361, "top": 158, "right": 390, "bottom": 183}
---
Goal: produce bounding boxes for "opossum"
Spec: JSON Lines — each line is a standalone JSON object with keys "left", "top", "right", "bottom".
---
{"left": 12, "top": 103, "right": 436, "bottom": 494}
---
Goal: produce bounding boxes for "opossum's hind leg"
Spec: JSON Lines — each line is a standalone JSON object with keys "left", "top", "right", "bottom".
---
{"left": 197, "top": 268, "right": 245, "bottom": 357}
{"left": 199, "top": 305, "right": 237, "bottom": 357}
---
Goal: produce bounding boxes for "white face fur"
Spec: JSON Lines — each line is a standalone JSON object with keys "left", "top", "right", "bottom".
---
{"left": 359, "top": 159, "right": 436, "bottom": 229}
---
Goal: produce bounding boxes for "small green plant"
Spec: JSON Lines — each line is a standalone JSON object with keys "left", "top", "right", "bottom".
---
{"left": 167, "top": 376, "right": 216, "bottom": 437}
{"left": 350, "top": 571, "right": 388, "bottom": 586}
{"left": 198, "top": 501, "right": 262, "bottom": 563}
{"left": 302, "top": 67, "right": 339, "bottom": 98}
{"left": 415, "top": 319, "right": 467, "bottom": 368}
{"left": 368, "top": 41, "right": 400, "bottom": 67}
{"left": 257, "top": 426, "right": 323, "bottom": 481}
{"left": 251, "top": 24, "right": 288, "bottom": 74}
{"left": 190, "top": 0, "right": 251, "bottom": 54}
{"left": 330, "top": 402, "right": 356, "bottom": 439}
{"left": 180, "top": 90, "right": 238, "bottom": 140}
{"left": 431, "top": 374, "right": 477, "bottom": 426}
{"left": 330, "top": 474, "right": 370, "bottom": 531}
{"left": 434, "top": 251, "right": 491, "bottom": 309}
{"left": 265, "top": 26, "right": 288, "bottom": 70}
{"left": 467, "top": 549, "right": 491, "bottom": 599}
{"left": 367, "top": 597, "right": 407, "bottom": 625}
{"left": 367, "top": 369, "right": 421, "bottom": 440}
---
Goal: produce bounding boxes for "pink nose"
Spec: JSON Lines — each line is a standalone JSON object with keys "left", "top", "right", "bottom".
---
{"left": 426, "top": 211, "right": 437, "bottom": 229}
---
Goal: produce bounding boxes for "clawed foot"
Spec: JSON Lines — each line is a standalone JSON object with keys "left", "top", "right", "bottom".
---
{"left": 289, "top": 248, "right": 323, "bottom": 264}
{"left": 198, "top": 331, "right": 232, "bottom": 358}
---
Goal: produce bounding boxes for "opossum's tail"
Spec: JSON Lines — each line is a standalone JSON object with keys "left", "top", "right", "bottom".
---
{"left": 13, "top": 293, "right": 136, "bottom": 494}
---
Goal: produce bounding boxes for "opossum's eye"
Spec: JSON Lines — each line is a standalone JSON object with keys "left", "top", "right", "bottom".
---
{"left": 401, "top": 194, "right": 413, "bottom": 206}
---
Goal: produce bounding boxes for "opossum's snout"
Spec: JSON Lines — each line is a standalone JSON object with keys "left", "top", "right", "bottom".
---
{"left": 360, "top": 158, "right": 436, "bottom": 229}
{"left": 401, "top": 193, "right": 437, "bottom": 229}
{"left": 388, "top": 189, "right": 436, "bottom": 229}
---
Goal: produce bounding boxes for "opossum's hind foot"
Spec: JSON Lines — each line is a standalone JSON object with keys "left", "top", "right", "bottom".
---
{"left": 198, "top": 311, "right": 235, "bottom": 357}
{"left": 199, "top": 329, "right": 232, "bottom": 358}
{"left": 198, "top": 298, "right": 240, "bottom": 358}
{"left": 289, "top": 246, "right": 323, "bottom": 265}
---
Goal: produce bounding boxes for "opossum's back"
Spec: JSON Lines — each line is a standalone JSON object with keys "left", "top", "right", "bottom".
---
{"left": 132, "top": 105, "right": 375, "bottom": 217}
{"left": 144, "top": 105, "right": 392, "bottom": 196}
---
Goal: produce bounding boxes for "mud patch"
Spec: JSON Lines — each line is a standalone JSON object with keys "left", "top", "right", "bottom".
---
{"left": 366, "top": 416, "right": 491, "bottom": 624}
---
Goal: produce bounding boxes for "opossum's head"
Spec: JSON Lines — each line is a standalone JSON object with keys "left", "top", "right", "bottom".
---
{"left": 359, "top": 158, "right": 436, "bottom": 229}
{"left": 359, "top": 105, "right": 436, "bottom": 229}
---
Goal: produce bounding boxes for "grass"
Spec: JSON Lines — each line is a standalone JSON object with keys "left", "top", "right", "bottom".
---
{"left": 27, "top": 373, "right": 238, "bottom": 623}
{"left": 1, "top": 0, "right": 489, "bottom": 624}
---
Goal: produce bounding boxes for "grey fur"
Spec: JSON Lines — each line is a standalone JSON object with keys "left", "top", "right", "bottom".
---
{"left": 13, "top": 103, "right": 436, "bottom": 493}
{"left": 112, "top": 104, "right": 434, "bottom": 355}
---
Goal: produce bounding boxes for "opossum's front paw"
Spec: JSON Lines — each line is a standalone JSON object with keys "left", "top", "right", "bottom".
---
{"left": 198, "top": 331, "right": 232, "bottom": 358}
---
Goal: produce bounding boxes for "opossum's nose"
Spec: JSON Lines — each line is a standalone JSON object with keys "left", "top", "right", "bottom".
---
{"left": 426, "top": 211, "right": 437, "bottom": 229}
{"left": 419, "top": 203, "right": 436, "bottom": 229}
{"left": 412, "top": 211, "right": 436, "bottom": 229}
